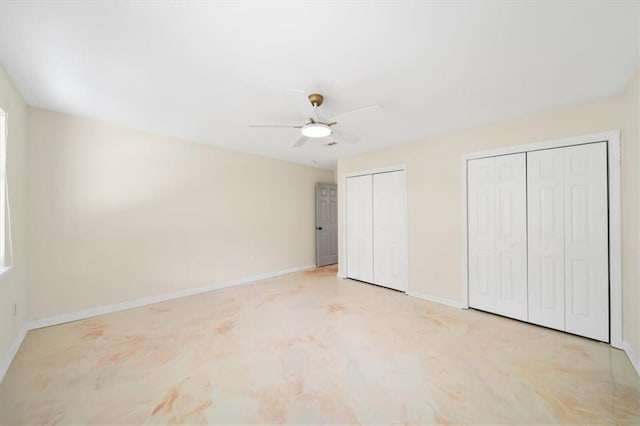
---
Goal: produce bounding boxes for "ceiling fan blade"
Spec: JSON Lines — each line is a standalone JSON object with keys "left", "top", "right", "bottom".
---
{"left": 330, "top": 104, "right": 381, "bottom": 123}
{"left": 293, "top": 135, "right": 310, "bottom": 148}
{"left": 331, "top": 129, "right": 359, "bottom": 144}
{"left": 248, "top": 124, "right": 302, "bottom": 128}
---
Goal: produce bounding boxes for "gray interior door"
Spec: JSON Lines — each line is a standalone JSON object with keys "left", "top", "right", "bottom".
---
{"left": 316, "top": 183, "right": 338, "bottom": 266}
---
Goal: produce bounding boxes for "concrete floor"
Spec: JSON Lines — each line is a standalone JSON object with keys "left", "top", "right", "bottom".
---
{"left": 1, "top": 265, "right": 638, "bottom": 424}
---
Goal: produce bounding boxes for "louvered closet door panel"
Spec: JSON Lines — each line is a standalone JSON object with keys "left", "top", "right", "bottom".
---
{"left": 346, "top": 175, "right": 373, "bottom": 282}
{"left": 372, "top": 170, "right": 408, "bottom": 291}
{"left": 563, "top": 143, "right": 609, "bottom": 342}
{"left": 527, "top": 149, "right": 565, "bottom": 331}
{"left": 494, "top": 153, "right": 528, "bottom": 321}
{"left": 468, "top": 157, "right": 497, "bottom": 313}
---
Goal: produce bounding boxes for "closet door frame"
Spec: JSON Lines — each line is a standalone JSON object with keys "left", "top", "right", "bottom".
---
{"left": 340, "top": 165, "right": 408, "bottom": 292}
{"left": 461, "top": 130, "right": 622, "bottom": 349}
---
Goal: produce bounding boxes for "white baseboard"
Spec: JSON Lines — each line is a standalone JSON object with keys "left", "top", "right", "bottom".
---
{"left": 623, "top": 340, "right": 640, "bottom": 377}
{"left": 0, "top": 323, "right": 28, "bottom": 383}
{"left": 407, "top": 290, "right": 464, "bottom": 309}
{"left": 27, "top": 264, "right": 315, "bottom": 331}
{"left": 1, "top": 264, "right": 314, "bottom": 383}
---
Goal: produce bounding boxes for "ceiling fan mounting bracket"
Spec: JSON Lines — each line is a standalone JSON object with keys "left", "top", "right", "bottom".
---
{"left": 308, "top": 93, "right": 324, "bottom": 107}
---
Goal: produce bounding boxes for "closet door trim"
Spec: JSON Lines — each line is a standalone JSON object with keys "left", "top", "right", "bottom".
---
{"left": 461, "top": 130, "right": 622, "bottom": 349}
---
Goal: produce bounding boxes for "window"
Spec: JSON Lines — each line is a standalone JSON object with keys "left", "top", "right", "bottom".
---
{"left": 0, "top": 108, "right": 8, "bottom": 272}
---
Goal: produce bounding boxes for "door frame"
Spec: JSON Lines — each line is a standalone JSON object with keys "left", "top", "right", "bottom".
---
{"left": 461, "top": 130, "right": 622, "bottom": 348}
{"left": 339, "top": 165, "right": 408, "bottom": 291}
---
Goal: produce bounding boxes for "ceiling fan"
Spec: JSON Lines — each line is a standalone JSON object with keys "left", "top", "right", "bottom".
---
{"left": 249, "top": 91, "right": 380, "bottom": 148}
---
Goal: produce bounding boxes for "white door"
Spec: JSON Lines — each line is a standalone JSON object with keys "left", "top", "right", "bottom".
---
{"left": 563, "top": 143, "right": 609, "bottom": 341}
{"left": 373, "top": 171, "right": 408, "bottom": 291}
{"left": 528, "top": 143, "right": 609, "bottom": 341}
{"left": 346, "top": 175, "right": 373, "bottom": 282}
{"left": 468, "top": 157, "right": 497, "bottom": 313}
{"left": 528, "top": 148, "right": 566, "bottom": 331}
{"left": 468, "top": 154, "right": 527, "bottom": 319}
{"left": 494, "top": 154, "right": 528, "bottom": 320}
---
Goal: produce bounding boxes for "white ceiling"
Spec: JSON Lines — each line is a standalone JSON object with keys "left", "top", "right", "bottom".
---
{"left": 1, "top": 2, "right": 639, "bottom": 170}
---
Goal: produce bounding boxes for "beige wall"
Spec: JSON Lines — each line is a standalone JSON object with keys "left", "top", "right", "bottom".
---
{"left": 338, "top": 95, "right": 625, "bottom": 304}
{"left": 27, "top": 108, "right": 334, "bottom": 320}
{"left": 0, "top": 66, "right": 28, "bottom": 365}
{"left": 623, "top": 74, "right": 640, "bottom": 362}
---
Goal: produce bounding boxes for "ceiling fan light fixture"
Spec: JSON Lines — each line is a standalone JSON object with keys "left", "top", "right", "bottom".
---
{"left": 302, "top": 123, "right": 332, "bottom": 138}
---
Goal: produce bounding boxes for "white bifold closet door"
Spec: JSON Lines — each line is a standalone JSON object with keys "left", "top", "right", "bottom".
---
{"left": 346, "top": 170, "right": 407, "bottom": 292}
{"left": 373, "top": 171, "right": 408, "bottom": 291}
{"left": 346, "top": 174, "right": 373, "bottom": 283}
{"left": 527, "top": 148, "right": 565, "bottom": 331}
{"left": 528, "top": 142, "right": 609, "bottom": 341}
{"left": 468, "top": 153, "right": 528, "bottom": 321}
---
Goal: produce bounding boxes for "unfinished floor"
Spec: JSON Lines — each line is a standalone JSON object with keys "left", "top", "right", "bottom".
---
{"left": 1, "top": 265, "right": 638, "bottom": 424}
